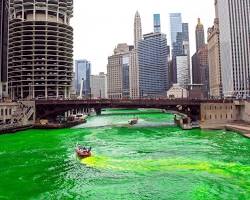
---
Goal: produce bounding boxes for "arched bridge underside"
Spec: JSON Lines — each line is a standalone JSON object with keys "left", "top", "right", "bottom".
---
{"left": 35, "top": 99, "right": 228, "bottom": 120}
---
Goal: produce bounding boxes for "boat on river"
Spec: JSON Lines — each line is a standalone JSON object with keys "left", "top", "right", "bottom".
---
{"left": 75, "top": 146, "right": 92, "bottom": 159}
{"left": 128, "top": 117, "right": 138, "bottom": 125}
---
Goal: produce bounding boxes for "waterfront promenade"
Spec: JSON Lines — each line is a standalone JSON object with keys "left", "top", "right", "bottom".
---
{"left": 226, "top": 122, "right": 250, "bottom": 138}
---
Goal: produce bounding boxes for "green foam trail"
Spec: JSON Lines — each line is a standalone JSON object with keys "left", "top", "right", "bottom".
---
{"left": 82, "top": 155, "right": 250, "bottom": 179}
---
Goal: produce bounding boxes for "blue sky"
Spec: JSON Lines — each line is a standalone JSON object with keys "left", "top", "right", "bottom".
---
{"left": 72, "top": 0, "right": 215, "bottom": 74}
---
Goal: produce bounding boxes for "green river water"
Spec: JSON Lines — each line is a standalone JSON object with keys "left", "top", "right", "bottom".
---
{"left": 0, "top": 109, "right": 250, "bottom": 200}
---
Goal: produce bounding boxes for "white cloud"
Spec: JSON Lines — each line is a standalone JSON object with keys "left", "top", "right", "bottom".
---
{"left": 72, "top": 0, "right": 215, "bottom": 74}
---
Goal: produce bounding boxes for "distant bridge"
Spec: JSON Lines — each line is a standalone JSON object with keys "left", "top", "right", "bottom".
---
{"left": 35, "top": 98, "right": 232, "bottom": 120}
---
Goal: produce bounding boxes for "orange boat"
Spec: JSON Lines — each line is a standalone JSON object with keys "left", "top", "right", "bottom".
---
{"left": 76, "top": 146, "right": 92, "bottom": 159}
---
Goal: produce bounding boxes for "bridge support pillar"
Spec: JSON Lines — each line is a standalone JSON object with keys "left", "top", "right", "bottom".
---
{"left": 95, "top": 108, "right": 102, "bottom": 115}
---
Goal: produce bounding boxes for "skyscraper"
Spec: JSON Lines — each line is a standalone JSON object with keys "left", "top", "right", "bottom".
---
{"left": 90, "top": 72, "right": 107, "bottom": 99}
{"left": 182, "top": 23, "right": 191, "bottom": 83}
{"left": 192, "top": 17, "right": 209, "bottom": 97}
{"left": 170, "top": 13, "right": 182, "bottom": 46}
{"left": 182, "top": 23, "right": 189, "bottom": 42}
{"left": 192, "top": 45, "right": 209, "bottom": 97}
{"left": 153, "top": 14, "right": 161, "bottom": 33}
{"left": 195, "top": 18, "right": 205, "bottom": 51}
{"left": 75, "top": 60, "right": 91, "bottom": 97}
{"left": 208, "top": 18, "right": 222, "bottom": 98}
{"left": 107, "top": 43, "right": 130, "bottom": 99}
{"left": 138, "top": 32, "right": 169, "bottom": 97}
{"left": 0, "top": 0, "right": 9, "bottom": 99}
{"left": 176, "top": 55, "right": 190, "bottom": 88}
{"left": 216, "top": 0, "right": 250, "bottom": 97}
{"left": 8, "top": 0, "right": 73, "bottom": 99}
{"left": 170, "top": 17, "right": 190, "bottom": 88}
{"left": 191, "top": 53, "right": 200, "bottom": 84}
{"left": 130, "top": 11, "right": 142, "bottom": 99}
{"left": 134, "top": 11, "right": 142, "bottom": 49}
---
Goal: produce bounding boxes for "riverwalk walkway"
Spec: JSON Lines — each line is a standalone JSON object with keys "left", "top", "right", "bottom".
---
{"left": 226, "top": 121, "right": 250, "bottom": 139}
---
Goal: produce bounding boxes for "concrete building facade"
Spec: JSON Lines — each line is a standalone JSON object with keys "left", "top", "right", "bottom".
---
{"left": 129, "top": 11, "right": 142, "bottom": 99}
{"left": 107, "top": 43, "right": 130, "bottom": 99}
{"left": 191, "top": 53, "right": 200, "bottom": 84}
{"left": 138, "top": 32, "right": 169, "bottom": 97}
{"left": 167, "top": 84, "right": 188, "bottom": 99}
{"left": 176, "top": 55, "right": 190, "bottom": 88}
{"left": 198, "top": 45, "right": 209, "bottom": 97}
{"left": 0, "top": 101, "right": 35, "bottom": 131}
{"left": 192, "top": 45, "right": 209, "bottom": 97}
{"left": 0, "top": 0, "right": 9, "bottom": 100}
{"left": 129, "top": 50, "right": 139, "bottom": 99}
{"left": 207, "top": 18, "right": 222, "bottom": 98}
{"left": 134, "top": 11, "right": 142, "bottom": 49}
{"left": 200, "top": 102, "right": 237, "bottom": 129}
{"left": 75, "top": 60, "right": 91, "bottom": 97}
{"left": 216, "top": 0, "right": 250, "bottom": 97}
{"left": 8, "top": 0, "right": 73, "bottom": 99}
{"left": 90, "top": 72, "right": 107, "bottom": 99}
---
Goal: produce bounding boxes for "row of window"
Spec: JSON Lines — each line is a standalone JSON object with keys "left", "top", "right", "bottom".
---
{"left": 0, "top": 108, "right": 12, "bottom": 116}
{"left": 203, "top": 113, "right": 233, "bottom": 120}
{"left": 204, "top": 105, "right": 233, "bottom": 110}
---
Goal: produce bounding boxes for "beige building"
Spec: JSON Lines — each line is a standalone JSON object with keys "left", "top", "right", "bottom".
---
{"left": 200, "top": 102, "right": 237, "bottom": 129}
{"left": 0, "top": 101, "right": 35, "bottom": 131}
{"left": 167, "top": 84, "right": 188, "bottom": 99}
{"left": 129, "top": 50, "right": 139, "bottom": 99}
{"left": 134, "top": 11, "right": 142, "bottom": 49}
{"left": 107, "top": 44, "right": 129, "bottom": 99}
{"left": 129, "top": 11, "right": 142, "bottom": 99}
{"left": 90, "top": 72, "right": 107, "bottom": 99}
{"left": 207, "top": 18, "right": 222, "bottom": 98}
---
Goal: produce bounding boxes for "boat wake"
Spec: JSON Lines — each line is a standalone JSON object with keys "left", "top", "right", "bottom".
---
{"left": 80, "top": 156, "right": 250, "bottom": 180}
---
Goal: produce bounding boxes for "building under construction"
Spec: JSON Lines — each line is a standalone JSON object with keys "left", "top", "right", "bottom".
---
{"left": 8, "top": 0, "right": 73, "bottom": 99}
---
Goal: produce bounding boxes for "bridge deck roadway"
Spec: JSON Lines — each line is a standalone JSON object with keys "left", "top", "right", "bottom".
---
{"left": 35, "top": 99, "right": 233, "bottom": 119}
{"left": 35, "top": 99, "right": 232, "bottom": 107}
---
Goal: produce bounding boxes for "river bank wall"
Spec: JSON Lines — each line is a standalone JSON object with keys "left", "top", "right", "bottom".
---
{"left": 0, "top": 101, "right": 35, "bottom": 134}
{"left": 200, "top": 101, "right": 250, "bottom": 138}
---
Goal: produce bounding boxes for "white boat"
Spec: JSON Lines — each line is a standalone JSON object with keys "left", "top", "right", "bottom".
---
{"left": 128, "top": 117, "right": 138, "bottom": 125}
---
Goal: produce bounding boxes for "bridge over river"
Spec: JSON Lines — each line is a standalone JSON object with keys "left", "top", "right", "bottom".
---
{"left": 35, "top": 99, "right": 233, "bottom": 120}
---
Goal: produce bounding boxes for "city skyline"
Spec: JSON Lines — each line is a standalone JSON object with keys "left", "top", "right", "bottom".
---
{"left": 72, "top": 0, "right": 214, "bottom": 74}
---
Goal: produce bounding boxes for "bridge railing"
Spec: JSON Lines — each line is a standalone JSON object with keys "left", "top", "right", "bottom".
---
{"left": 35, "top": 98, "right": 233, "bottom": 103}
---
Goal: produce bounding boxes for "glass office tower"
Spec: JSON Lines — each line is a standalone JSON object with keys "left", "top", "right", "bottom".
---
{"left": 153, "top": 14, "right": 161, "bottom": 33}
{"left": 138, "top": 33, "right": 169, "bottom": 97}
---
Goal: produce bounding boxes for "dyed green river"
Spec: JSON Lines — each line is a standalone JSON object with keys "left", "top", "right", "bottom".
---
{"left": 0, "top": 109, "right": 250, "bottom": 199}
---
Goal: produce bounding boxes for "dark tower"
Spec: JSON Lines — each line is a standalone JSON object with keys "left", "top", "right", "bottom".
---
{"left": 0, "top": 0, "right": 9, "bottom": 99}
